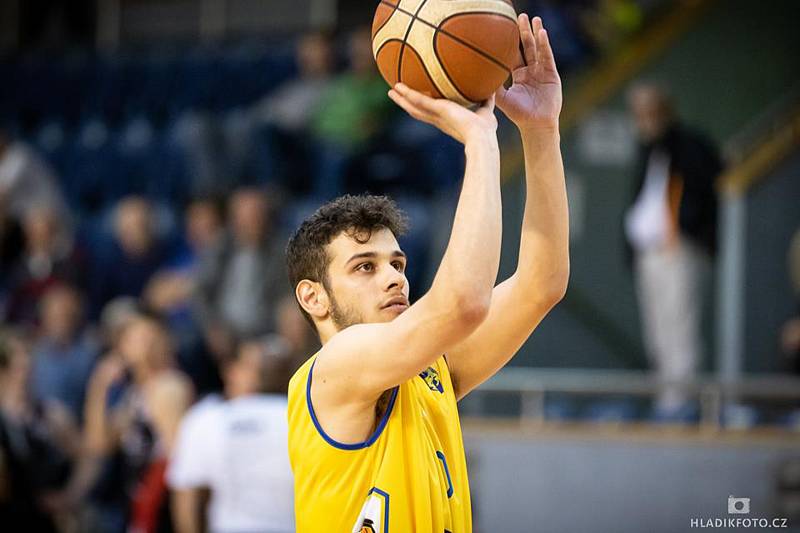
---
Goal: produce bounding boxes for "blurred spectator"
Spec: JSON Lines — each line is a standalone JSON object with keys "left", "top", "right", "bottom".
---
{"left": 0, "top": 127, "right": 69, "bottom": 224}
{"left": 30, "top": 284, "right": 99, "bottom": 423}
{"left": 252, "top": 31, "right": 335, "bottom": 194}
{"left": 309, "top": 26, "right": 396, "bottom": 198}
{"left": 257, "top": 31, "right": 334, "bottom": 135}
{"left": 144, "top": 197, "right": 225, "bottom": 394}
{"left": 57, "top": 314, "right": 193, "bottom": 533}
{"left": 518, "top": 0, "right": 595, "bottom": 70}
{"left": 4, "top": 206, "right": 85, "bottom": 325}
{"left": 168, "top": 340, "right": 295, "bottom": 533}
{"left": 90, "top": 196, "right": 171, "bottom": 317}
{"left": 194, "top": 188, "right": 287, "bottom": 358}
{"left": 624, "top": 82, "right": 722, "bottom": 416}
{"left": 263, "top": 294, "right": 321, "bottom": 369}
{"left": 781, "top": 228, "right": 800, "bottom": 375}
{"left": 172, "top": 197, "right": 225, "bottom": 272}
{"left": 576, "top": 0, "right": 643, "bottom": 52}
{"left": 98, "top": 296, "right": 142, "bottom": 354}
{"left": 0, "top": 330, "right": 79, "bottom": 533}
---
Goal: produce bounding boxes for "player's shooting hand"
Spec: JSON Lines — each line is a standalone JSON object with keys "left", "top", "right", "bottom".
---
{"left": 388, "top": 83, "right": 497, "bottom": 145}
{"left": 496, "top": 14, "right": 562, "bottom": 133}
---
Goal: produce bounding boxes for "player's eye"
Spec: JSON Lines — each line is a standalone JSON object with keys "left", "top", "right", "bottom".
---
{"left": 356, "top": 262, "right": 374, "bottom": 272}
{"left": 391, "top": 261, "right": 405, "bottom": 272}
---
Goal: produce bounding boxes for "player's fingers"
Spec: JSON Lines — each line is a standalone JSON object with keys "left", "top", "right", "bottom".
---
{"left": 494, "top": 85, "right": 508, "bottom": 110}
{"left": 537, "top": 25, "right": 559, "bottom": 75}
{"left": 531, "top": 16, "right": 544, "bottom": 64}
{"left": 394, "top": 83, "right": 442, "bottom": 115}
{"left": 389, "top": 89, "right": 439, "bottom": 126}
{"left": 518, "top": 13, "right": 537, "bottom": 66}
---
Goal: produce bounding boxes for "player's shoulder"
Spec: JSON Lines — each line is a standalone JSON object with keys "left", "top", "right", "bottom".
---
{"left": 288, "top": 352, "right": 320, "bottom": 397}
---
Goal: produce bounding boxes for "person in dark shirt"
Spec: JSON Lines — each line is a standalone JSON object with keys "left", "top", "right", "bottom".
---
{"left": 0, "top": 331, "right": 78, "bottom": 532}
{"left": 90, "top": 196, "right": 170, "bottom": 317}
{"left": 5, "top": 206, "right": 85, "bottom": 326}
{"left": 623, "top": 82, "right": 722, "bottom": 417}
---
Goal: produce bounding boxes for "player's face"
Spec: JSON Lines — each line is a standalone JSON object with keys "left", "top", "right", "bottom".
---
{"left": 325, "top": 228, "right": 410, "bottom": 330}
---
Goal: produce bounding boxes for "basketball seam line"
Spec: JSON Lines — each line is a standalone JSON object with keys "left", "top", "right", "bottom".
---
{"left": 432, "top": 28, "right": 471, "bottom": 103}
{"left": 397, "top": 0, "right": 431, "bottom": 85}
{"left": 404, "top": 45, "right": 444, "bottom": 99}
{"left": 433, "top": 11, "right": 514, "bottom": 102}
{"left": 377, "top": 38, "right": 443, "bottom": 99}
{"left": 379, "top": 0, "right": 515, "bottom": 74}
{"left": 372, "top": 2, "right": 399, "bottom": 40}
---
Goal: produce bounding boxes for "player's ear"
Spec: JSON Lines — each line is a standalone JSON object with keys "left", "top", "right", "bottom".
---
{"left": 296, "top": 280, "right": 329, "bottom": 320}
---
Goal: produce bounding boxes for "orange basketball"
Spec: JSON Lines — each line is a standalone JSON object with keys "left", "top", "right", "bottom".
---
{"left": 372, "top": 0, "right": 520, "bottom": 106}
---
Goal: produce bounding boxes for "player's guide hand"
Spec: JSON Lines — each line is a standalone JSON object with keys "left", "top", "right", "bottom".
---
{"left": 495, "top": 14, "right": 563, "bottom": 133}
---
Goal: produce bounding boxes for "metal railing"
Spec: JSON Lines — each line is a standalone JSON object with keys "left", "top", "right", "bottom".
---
{"left": 715, "top": 90, "right": 800, "bottom": 387}
{"left": 469, "top": 368, "right": 800, "bottom": 430}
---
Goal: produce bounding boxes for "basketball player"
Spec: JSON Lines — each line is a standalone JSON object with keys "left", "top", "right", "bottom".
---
{"left": 287, "top": 15, "right": 568, "bottom": 532}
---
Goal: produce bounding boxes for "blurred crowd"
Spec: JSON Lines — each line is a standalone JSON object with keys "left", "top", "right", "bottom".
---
{"left": 0, "top": 20, "right": 474, "bottom": 531}
{"left": 1, "top": 0, "right": 796, "bottom": 531}
{"left": 0, "top": 126, "right": 321, "bottom": 530}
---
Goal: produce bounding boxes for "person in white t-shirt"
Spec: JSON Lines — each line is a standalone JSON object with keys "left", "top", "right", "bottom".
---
{"left": 168, "top": 340, "right": 296, "bottom": 533}
{"left": 624, "top": 83, "right": 720, "bottom": 417}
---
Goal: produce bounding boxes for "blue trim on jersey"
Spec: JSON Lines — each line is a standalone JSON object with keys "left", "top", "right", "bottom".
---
{"left": 306, "top": 358, "right": 399, "bottom": 450}
{"left": 436, "top": 451, "right": 454, "bottom": 498}
{"left": 367, "top": 487, "right": 390, "bottom": 532}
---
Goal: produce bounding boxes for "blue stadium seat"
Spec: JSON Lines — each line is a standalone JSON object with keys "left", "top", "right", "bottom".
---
{"left": 584, "top": 399, "right": 639, "bottom": 423}
{"left": 62, "top": 118, "right": 120, "bottom": 215}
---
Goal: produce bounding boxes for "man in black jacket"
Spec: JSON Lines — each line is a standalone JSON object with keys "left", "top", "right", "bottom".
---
{"left": 624, "top": 83, "right": 722, "bottom": 417}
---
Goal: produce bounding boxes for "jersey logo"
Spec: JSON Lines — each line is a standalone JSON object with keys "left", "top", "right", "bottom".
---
{"left": 352, "top": 487, "right": 390, "bottom": 533}
{"left": 419, "top": 367, "right": 444, "bottom": 393}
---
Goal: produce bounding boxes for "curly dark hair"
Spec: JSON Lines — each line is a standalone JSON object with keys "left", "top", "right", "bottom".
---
{"left": 286, "top": 194, "right": 409, "bottom": 325}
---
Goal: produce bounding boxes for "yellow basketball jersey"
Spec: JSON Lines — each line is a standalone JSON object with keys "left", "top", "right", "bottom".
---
{"left": 288, "top": 353, "right": 472, "bottom": 533}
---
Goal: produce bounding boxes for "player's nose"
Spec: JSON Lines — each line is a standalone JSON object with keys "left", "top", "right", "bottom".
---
{"left": 384, "top": 264, "right": 406, "bottom": 292}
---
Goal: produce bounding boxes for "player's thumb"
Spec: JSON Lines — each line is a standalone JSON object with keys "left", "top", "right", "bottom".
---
{"left": 494, "top": 85, "right": 508, "bottom": 111}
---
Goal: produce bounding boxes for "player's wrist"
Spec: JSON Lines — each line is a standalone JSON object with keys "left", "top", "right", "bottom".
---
{"left": 463, "top": 127, "right": 498, "bottom": 149}
{"left": 518, "top": 120, "right": 560, "bottom": 138}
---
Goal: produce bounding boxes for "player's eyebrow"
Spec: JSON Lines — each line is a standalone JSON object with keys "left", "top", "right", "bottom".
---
{"left": 345, "top": 250, "right": 406, "bottom": 265}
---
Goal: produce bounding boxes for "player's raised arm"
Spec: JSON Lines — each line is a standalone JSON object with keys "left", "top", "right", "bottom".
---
{"left": 445, "top": 15, "right": 571, "bottom": 399}
{"left": 305, "top": 84, "right": 502, "bottom": 405}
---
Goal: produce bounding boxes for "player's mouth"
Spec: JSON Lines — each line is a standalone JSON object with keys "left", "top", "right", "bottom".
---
{"left": 381, "top": 296, "right": 409, "bottom": 313}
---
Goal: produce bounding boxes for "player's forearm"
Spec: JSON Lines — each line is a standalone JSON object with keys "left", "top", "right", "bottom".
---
{"left": 432, "top": 132, "right": 502, "bottom": 313}
{"left": 515, "top": 129, "right": 570, "bottom": 303}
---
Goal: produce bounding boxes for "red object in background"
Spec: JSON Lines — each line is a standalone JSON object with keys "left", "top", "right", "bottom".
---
{"left": 129, "top": 459, "right": 169, "bottom": 533}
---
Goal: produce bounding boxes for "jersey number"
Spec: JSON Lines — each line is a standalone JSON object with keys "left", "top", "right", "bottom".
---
{"left": 436, "top": 451, "right": 454, "bottom": 498}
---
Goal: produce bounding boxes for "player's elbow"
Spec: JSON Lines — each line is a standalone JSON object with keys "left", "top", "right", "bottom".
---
{"left": 543, "top": 266, "right": 570, "bottom": 307}
{"left": 519, "top": 264, "right": 569, "bottom": 311}
{"left": 452, "top": 292, "right": 491, "bottom": 329}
